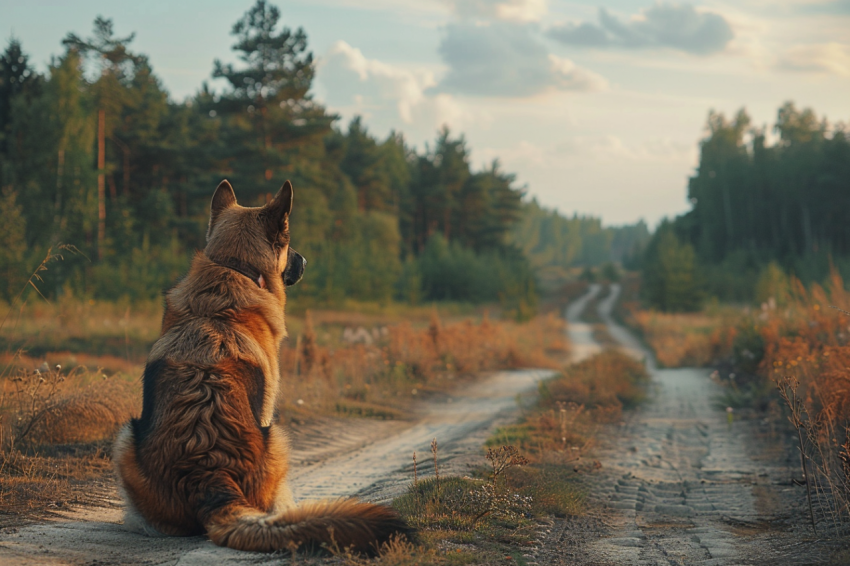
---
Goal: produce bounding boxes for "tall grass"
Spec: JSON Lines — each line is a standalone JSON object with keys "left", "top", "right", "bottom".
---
{"left": 0, "top": 246, "right": 126, "bottom": 524}
{"left": 278, "top": 312, "right": 567, "bottom": 419}
{"left": 615, "top": 273, "right": 736, "bottom": 368}
{"left": 754, "top": 269, "right": 850, "bottom": 532}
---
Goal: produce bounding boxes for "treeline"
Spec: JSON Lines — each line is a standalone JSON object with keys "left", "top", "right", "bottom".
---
{"left": 0, "top": 3, "right": 539, "bottom": 312}
{"left": 642, "top": 103, "right": 850, "bottom": 310}
{"left": 511, "top": 198, "right": 649, "bottom": 279}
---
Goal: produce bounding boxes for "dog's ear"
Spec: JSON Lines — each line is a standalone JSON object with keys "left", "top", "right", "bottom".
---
{"left": 264, "top": 181, "right": 293, "bottom": 239}
{"left": 208, "top": 180, "right": 237, "bottom": 241}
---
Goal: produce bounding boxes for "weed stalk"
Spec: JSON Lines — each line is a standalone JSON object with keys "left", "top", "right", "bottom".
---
{"left": 778, "top": 376, "right": 818, "bottom": 536}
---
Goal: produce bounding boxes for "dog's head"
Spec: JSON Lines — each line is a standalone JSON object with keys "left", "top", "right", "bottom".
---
{"left": 205, "top": 179, "right": 306, "bottom": 291}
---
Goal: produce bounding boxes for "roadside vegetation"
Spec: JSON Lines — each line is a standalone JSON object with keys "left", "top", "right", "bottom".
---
{"left": 620, "top": 305, "right": 737, "bottom": 368}
{"left": 382, "top": 349, "right": 649, "bottom": 564}
{"left": 279, "top": 310, "right": 566, "bottom": 421}
{"left": 623, "top": 257, "right": 850, "bottom": 534}
{"left": 736, "top": 269, "right": 850, "bottom": 532}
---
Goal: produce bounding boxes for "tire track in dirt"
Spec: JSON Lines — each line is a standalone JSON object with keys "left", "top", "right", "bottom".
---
{"left": 289, "top": 367, "right": 553, "bottom": 504}
{"left": 533, "top": 284, "right": 820, "bottom": 566}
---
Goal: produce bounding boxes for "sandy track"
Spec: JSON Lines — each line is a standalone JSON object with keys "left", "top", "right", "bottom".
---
{"left": 563, "top": 283, "right": 603, "bottom": 363}
{"left": 530, "top": 284, "right": 828, "bottom": 566}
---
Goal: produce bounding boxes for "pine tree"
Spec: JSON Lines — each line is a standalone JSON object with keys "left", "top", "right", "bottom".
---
{"left": 642, "top": 224, "right": 701, "bottom": 312}
{"left": 340, "top": 116, "right": 392, "bottom": 212}
{"left": 209, "top": 0, "right": 334, "bottom": 200}
{"left": 0, "top": 38, "right": 39, "bottom": 161}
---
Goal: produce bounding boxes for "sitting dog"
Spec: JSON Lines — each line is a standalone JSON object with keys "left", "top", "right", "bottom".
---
{"left": 114, "top": 180, "right": 410, "bottom": 554}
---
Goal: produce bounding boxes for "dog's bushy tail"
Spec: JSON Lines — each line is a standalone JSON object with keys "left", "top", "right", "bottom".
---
{"left": 203, "top": 498, "right": 412, "bottom": 555}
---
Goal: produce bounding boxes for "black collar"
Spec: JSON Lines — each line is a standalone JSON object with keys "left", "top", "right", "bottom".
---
{"left": 209, "top": 256, "right": 266, "bottom": 289}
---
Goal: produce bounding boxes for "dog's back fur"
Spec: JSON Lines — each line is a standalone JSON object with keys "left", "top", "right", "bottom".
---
{"left": 114, "top": 180, "right": 410, "bottom": 554}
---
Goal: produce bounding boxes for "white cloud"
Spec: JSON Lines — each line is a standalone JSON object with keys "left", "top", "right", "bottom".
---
{"left": 318, "top": 41, "right": 436, "bottom": 123}
{"left": 548, "top": 3, "right": 735, "bottom": 56}
{"left": 443, "top": 0, "right": 548, "bottom": 22}
{"left": 315, "top": 41, "right": 488, "bottom": 142}
{"left": 437, "top": 23, "right": 607, "bottom": 96}
{"left": 778, "top": 42, "right": 850, "bottom": 75}
{"left": 548, "top": 55, "right": 610, "bottom": 92}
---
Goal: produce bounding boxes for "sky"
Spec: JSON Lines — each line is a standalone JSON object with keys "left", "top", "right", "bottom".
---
{"left": 3, "top": 0, "right": 850, "bottom": 228}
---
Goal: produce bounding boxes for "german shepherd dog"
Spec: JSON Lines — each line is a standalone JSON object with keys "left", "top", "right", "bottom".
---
{"left": 114, "top": 180, "right": 410, "bottom": 554}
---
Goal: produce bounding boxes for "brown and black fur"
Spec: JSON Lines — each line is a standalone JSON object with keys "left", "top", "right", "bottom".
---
{"left": 114, "top": 180, "right": 410, "bottom": 554}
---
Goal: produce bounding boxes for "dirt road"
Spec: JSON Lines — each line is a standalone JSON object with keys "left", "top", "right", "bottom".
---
{"left": 0, "top": 285, "right": 826, "bottom": 565}
{"left": 533, "top": 284, "right": 830, "bottom": 566}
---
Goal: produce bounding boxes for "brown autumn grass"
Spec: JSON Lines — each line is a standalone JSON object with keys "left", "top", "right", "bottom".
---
{"left": 627, "top": 308, "right": 737, "bottom": 368}
{"left": 279, "top": 311, "right": 567, "bottom": 420}
{"left": 748, "top": 270, "right": 850, "bottom": 532}
{"left": 487, "top": 350, "right": 648, "bottom": 519}
{"left": 0, "top": 246, "right": 135, "bottom": 525}
{"left": 616, "top": 274, "right": 737, "bottom": 368}
{"left": 488, "top": 349, "right": 649, "bottom": 464}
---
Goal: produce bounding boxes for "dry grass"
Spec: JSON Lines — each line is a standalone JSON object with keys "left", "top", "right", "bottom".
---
{"left": 0, "top": 247, "right": 139, "bottom": 525}
{"left": 617, "top": 274, "right": 737, "bottom": 368}
{"left": 489, "top": 350, "right": 649, "bottom": 464}
{"left": 484, "top": 351, "right": 649, "bottom": 521}
{"left": 277, "top": 312, "right": 568, "bottom": 420}
{"left": 614, "top": 273, "right": 734, "bottom": 368}
{"left": 0, "top": 446, "right": 114, "bottom": 528}
{"left": 389, "top": 440, "right": 538, "bottom": 565}
{"left": 0, "top": 360, "right": 138, "bottom": 524}
{"left": 751, "top": 270, "right": 850, "bottom": 532}
{"left": 0, "top": 299, "right": 163, "bottom": 360}
{"left": 328, "top": 532, "right": 477, "bottom": 565}
{"left": 625, "top": 308, "right": 736, "bottom": 367}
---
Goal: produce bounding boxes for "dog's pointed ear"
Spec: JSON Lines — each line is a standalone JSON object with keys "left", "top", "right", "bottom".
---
{"left": 208, "top": 180, "right": 237, "bottom": 241}
{"left": 265, "top": 181, "right": 293, "bottom": 238}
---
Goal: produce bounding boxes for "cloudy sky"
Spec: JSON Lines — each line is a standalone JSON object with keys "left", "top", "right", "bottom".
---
{"left": 3, "top": 0, "right": 850, "bottom": 227}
